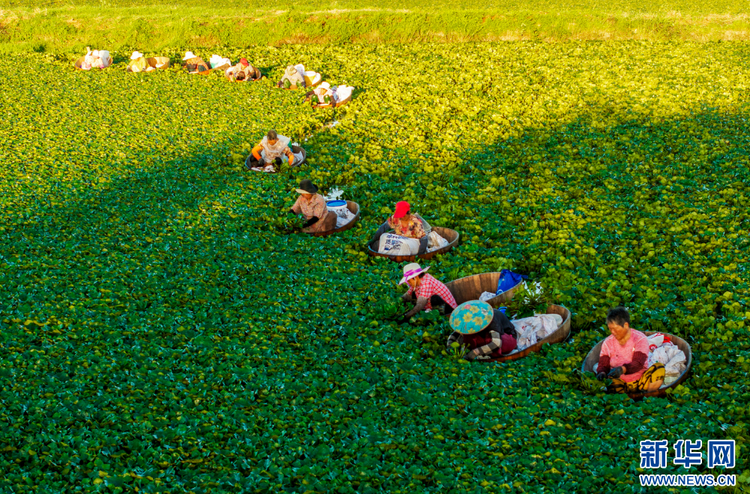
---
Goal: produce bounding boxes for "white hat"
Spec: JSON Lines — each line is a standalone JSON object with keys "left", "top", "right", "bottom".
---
{"left": 183, "top": 51, "right": 196, "bottom": 61}
{"left": 399, "top": 263, "right": 430, "bottom": 285}
{"left": 130, "top": 51, "right": 144, "bottom": 60}
{"left": 319, "top": 81, "right": 330, "bottom": 90}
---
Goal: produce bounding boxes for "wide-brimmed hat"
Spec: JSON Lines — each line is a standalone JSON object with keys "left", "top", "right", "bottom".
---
{"left": 295, "top": 179, "right": 318, "bottom": 195}
{"left": 398, "top": 263, "right": 430, "bottom": 285}
{"left": 449, "top": 300, "right": 494, "bottom": 335}
{"left": 183, "top": 51, "right": 197, "bottom": 61}
{"left": 130, "top": 51, "right": 144, "bottom": 60}
{"left": 393, "top": 201, "right": 410, "bottom": 219}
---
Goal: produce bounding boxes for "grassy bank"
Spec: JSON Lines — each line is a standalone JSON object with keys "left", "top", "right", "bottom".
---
{"left": 1, "top": 0, "right": 749, "bottom": 53}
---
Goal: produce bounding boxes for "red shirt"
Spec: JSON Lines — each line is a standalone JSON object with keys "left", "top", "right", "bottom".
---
{"left": 406, "top": 274, "right": 457, "bottom": 310}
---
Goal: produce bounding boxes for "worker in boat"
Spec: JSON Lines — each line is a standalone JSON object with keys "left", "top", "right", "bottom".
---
{"left": 446, "top": 301, "right": 518, "bottom": 360}
{"left": 128, "top": 51, "right": 148, "bottom": 72}
{"left": 368, "top": 201, "right": 430, "bottom": 256}
{"left": 278, "top": 65, "right": 306, "bottom": 88}
{"left": 596, "top": 306, "right": 665, "bottom": 394}
{"left": 398, "top": 263, "right": 457, "bottom": 320}
{"left": 245, "top": 130, "right": 296, "bottom": 172}
{"left": 227, "top": 58, "right": 261, "bottom": 81}
{"left": 289, "top": 180, "right": 337, "bottom": 234}
{"left": 183, "top": 51, "right": 209, "bottom": 74}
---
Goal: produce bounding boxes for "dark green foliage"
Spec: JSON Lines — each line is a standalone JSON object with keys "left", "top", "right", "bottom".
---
{"left": 0, "top": 43, "right": 749, "bottom": 492}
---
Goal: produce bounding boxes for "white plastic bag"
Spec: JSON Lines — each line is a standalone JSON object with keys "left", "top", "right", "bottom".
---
{"left": 379, "top": 234, "right": 419, "bottom": 256}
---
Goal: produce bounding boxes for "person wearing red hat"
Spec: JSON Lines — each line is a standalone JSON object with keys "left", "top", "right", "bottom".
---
{"left": 368, "top": 201, "right": 431, "bottom": 255}
{"left": 227, "top": 58, "right": 261, "bottom": 82}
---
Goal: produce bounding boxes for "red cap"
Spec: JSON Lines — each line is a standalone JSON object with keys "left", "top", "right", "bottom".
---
{"left": 240, "top": 58, "right": 249, "bottom": 67}
{"left": 393, "top": 201, "right": 410, "bottom": 219}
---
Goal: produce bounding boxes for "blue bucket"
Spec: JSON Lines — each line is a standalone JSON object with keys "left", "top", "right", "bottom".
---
{"left": 326, "top": 200, "right": 347, "bottom": 208}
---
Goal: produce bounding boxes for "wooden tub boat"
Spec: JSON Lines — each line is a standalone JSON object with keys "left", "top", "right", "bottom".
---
{"left": 312, "top": 91, "right": 353, "bottom": 109}
{"left": 304, "top": 71, "right": 322, "bottom": 88}
{"left": 245, "top": 145, "right": 306, "bottom": 173}
{"left": 445, "top": 272, "right": 523, "bottom": 307}
{"left": 367, "top": 227, "right": 459, "bottom": 262}
{"left": 127, "top": 56, "right": 171, "bottom": 73}
{"left": 291, "top": 145, "right": 307, "bottom": 167}
{"left": 309, "top": 201, "right": 360, "bottom": 237}
{"left": 487, "top": 304, "right": 571, "bottom": 363}
{"left": 581, "top": 331, "right": 692, "bottom": 399}
{"left": 147, "top": 57, "right": 171, "bottom": 70}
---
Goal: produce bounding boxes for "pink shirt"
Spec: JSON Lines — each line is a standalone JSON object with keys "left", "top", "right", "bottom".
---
{"left": 600, "top": 330, "right": 649, "bottom": 382}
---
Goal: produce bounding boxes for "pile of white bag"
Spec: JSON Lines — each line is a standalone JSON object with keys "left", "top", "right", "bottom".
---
{"left": 426, "top": 231, "right": 449, "bottom": 252}
{"left": 331, "top": 206, "right": 355, "bottom": 228}
{"left": 511, "top": 313, "right": 563, "bottom": 351}
{"left": 209, "top": 54, "right": 232, "bottom": 69}
{"left": 646, "top": 333, "right": 687, "bottom": 387}
{"left": 324, "top": 187, "right": 355, "bottom": 228}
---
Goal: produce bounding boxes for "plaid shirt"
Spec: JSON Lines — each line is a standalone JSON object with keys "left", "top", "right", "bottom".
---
{"left": 406, "top": 274, "right": 457, "bottom": 310}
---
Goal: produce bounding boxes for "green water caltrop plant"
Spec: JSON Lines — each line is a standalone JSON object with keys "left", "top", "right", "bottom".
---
{"left": 0, "top": 42, "right": 749, "bottom": 492}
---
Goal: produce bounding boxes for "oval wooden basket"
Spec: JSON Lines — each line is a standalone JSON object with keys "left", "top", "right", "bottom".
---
{"left": 313, "top": 93, "right": 352, "bottom": 109}
{"left": 290, "top": 145, "right": 307, "bottom": 167}
{"left": 147, "top": 57, "right": 171, "bottom": 70}
{"left": 187, "top": 62, "right": 211, "bottom": 75}
{"left": 309, "top": 201, "right": 361, "bottom": 238}
{"left": 581, "top": 331, "right": 692, "bottom": 399}
{"left": 367, "top": 227, "right": 459, "bottom": 262}
{"left": 127, "top": 57, "right": 171, "bottom": 73}
{"left": 486, "top": 304, "right": 571, "bottom": 363}
{"left": 445, "top": 272, "right": 523, "bottom": 307}
{"left": 245, "top": 145, "right": 306, "bottom": 173}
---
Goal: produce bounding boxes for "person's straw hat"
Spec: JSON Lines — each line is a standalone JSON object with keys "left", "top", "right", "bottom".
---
{"left": 449, "top": 301, "right": 494, "bottom": 335}
{"left": 398, "top": 263, "right": 430, "bottom": 285}
{"left": 295, "top": 179, "right": 318, "bottom": 195}
{"left": 183, "top": 51, "right": 197, "bottom": 61}
{"left": 130, "top": 51, "right": 144, "bottom": 60}
{"left": 393, "top": 201, "right": 410, "bottom": 219}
